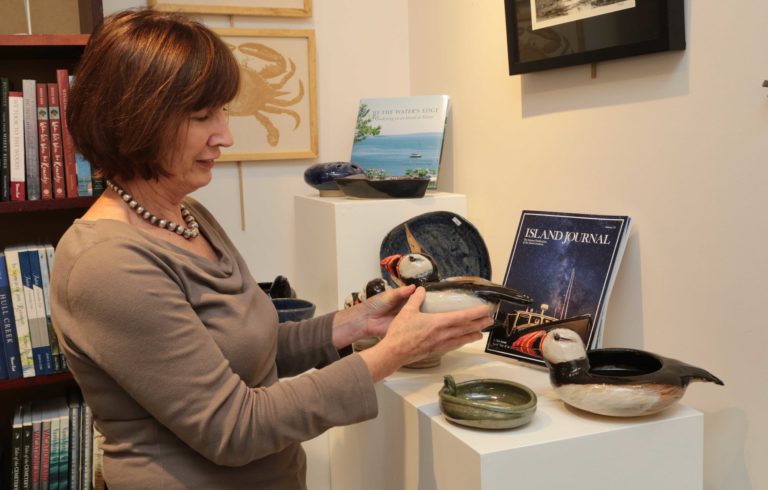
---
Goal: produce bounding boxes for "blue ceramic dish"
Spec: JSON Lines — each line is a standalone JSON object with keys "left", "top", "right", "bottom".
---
{"left": 272, "top": 298, "right": 316, "bottom": 323}
{"left": 304, "top": 162, "right": 365, "bottom": 196}
{"left": 379, "top": 211, "right": 492, "bottom": 288}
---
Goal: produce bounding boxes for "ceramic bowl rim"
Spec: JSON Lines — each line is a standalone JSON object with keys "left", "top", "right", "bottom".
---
{"left": 439, "top": 378, "right": 537, "bottom": 414}
{"left": 271, "top": 298, "right": 315, "bottom": 311}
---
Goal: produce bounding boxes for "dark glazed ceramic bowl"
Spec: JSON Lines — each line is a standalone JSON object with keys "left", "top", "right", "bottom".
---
{"left": 272, "top": 298, "right": 316, "bottom": 323}
{"left": 335, "top": 174, "right": 431, "bottom": 199}
{"left": 304, "top": 162, "right": 365, "bottom": 196}
{"left": 439, "top": 375, "right": 537, "bottom": 429}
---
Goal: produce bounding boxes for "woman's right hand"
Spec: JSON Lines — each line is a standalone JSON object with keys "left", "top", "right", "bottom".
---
{"left": 358, "top": 287, "right": 494, "bottom": 382}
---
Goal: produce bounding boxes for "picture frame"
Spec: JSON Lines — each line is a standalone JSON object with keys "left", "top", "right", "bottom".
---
{"left": 212, "top": 28, "right": 318, "bottom": 162}
{"left": 149, "top": 0, "right": 311, "bottom": 18}
{"left": 503, "top": 0, "right": 685, "bottom": 75}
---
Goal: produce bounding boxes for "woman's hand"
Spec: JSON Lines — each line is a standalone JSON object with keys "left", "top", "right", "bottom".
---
{"left": 331, "top": 284, "right": 416, "bottom": 349}
{"left": 359, "top": 287, "right": 494, "bottom": 382}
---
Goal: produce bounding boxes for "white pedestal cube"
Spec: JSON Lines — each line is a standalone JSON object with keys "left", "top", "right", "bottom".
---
{"left": 293, "top": 192, "right": 467, "bottom": 315}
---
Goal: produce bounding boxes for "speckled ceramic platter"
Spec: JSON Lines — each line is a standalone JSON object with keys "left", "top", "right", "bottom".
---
{"left": 379, "top": 211, "right": 491, "bottom": 287}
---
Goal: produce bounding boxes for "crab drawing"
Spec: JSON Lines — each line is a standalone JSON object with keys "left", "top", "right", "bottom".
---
{"left": 228, "top": 42, "right": 305, "bottom": 147}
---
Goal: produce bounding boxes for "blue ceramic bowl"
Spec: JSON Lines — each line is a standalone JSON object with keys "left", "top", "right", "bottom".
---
{"left": 304, "top": 162, "right": 365, "bottom": 196}
{"left": 272, "top": 298, "right": 316, "bottom": 323}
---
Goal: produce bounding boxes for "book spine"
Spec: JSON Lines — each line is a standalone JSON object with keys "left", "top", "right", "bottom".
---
{"left": 22, "top": 402, "right": 33, "bottom": 490}
{"left": 37, "top": 246, "right": 62, "bottom": 372}
{"left": 36, "top": 84, "right": 52, "bottom": 200}
{"left": 1, "top": 77, "right": 10, "bottom": 201}
{"left": 46, "top": 84, "right": 65, "bottom": 199}
{"left": 9, "top": 92, "right": 26, "bottom": 200}
{"left": 0, "top": 336, "right": 7, "bottom": 379}
{"left": 67, "top": 397, "right": 81, "bottom": 490}
{"left": 26, "top": 248, "right": 54, "bottom": 373}
{"left": 41, "top": 408, "right": 52, "bottom": 490}
{"left": 55, "top": 71, "right": 78, "bottom": 198}
{"left": 4, "top": 247, "right": 36, "bottom": 377}
{"left": 75, "top": 153, "right": 92, "bottom": 197}
{"left": 0, "top": 254, "right": 22, "bottom": 379}
{"left": 12, "top": 405, "right": 24, "bottom": 490}
{"left": 32, "top": 405, "right": 42, "bottom": 490}
{"left": 49, "top": 408, "right": 61, "bottom": 490}
{"left": 56, "top": 402, "right": 70, "bottom": 490}
{"left": 19, "top": 249, "right": 51, "bottom": 375}
{"left": 80, "top": 403, "right": 93, "bottom": 490}
{"left": 22, "top": 80, "right": 40, "bottom": 200}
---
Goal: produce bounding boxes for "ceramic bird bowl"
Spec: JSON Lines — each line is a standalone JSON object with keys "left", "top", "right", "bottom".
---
{"left": 272, "top": 298, "right": 316, "bottom": 323}
{"left": 438, "top": 375, "right": 537, "bottom": 429}
{"left": 335, "top": 174, "right": 431, "bottom": 199}
{"left": 304, "top": 162, "right": 365, "bottom": 196}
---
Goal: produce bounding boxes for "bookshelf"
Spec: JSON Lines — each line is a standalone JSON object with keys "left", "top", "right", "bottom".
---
{"left": 0, "top": 28, "right": 97, "bottom": 486}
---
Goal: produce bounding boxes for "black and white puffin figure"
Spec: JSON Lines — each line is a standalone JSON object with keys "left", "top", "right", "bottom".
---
{"left": 540, "top": 328, "right": 724, "bottom": 417}
{"left": 380, "top": 253, "right": 532, "bottom": 315}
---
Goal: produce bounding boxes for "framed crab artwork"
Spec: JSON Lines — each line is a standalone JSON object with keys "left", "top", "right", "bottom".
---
{"left": 149, "top": 0, "right": 311, "bottom": 17}
{"left": 212, "top": 28, "right": 318, "bottom": 161}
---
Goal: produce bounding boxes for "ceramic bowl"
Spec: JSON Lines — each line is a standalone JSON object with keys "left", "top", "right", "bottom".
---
{"left": 438, "top": 375, "right": 537, "bottom": 429}
{"left": 259, "top": 275, "right": 296, "bottom": 299}
{"left": 335, "top": 174, "right": 431, "bottom": 199}
{"left": 272, "top": 298, "right": 316, "bottom": 323}
{"left": 304, "top": 162, "right": 365, "bottom": 196}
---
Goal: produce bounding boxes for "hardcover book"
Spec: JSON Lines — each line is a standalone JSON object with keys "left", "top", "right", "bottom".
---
{"left": 56, "top": 70, "right": 79, "bottom": 198}
{"left": 47, "top": 83, "right": 66, "bottom": 199}
{"left": 0, "top": 252, "right": 22, "bottom": 379}
{"left": 1, "top": 77, "right": 10, "bottom": 201}
{"left": 4, "top": 246, "right": 36, "bottom": 377}
{"left": 36, "top": 83, "right": 53, "bottom": 200}
{"left": 8, "top": 91, "right": 26, "bottom": 200}
{"left": 22, "top": 80, "right": 41, "bottom": 201}
{"left": 485, "top": 210, "right": 632, "bottom": 365}
{"left": 350, "top": 95, "right": 450, "bottom": 189}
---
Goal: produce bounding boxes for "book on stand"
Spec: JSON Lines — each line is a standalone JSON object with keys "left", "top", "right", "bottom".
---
{"left": 47, "top": 83, "right": 66, "bottom": 199}
{"left": 4, "top": 246, "right": 36, "bottom": 377}
{"left": 0, "top": 252, "right": 22, "bottom": 379}
{"left": 350, "top": 95, "right": 450, "bottom": 189}
{"left": 22, "top": 80, "right": 41, "bottom": 201}
{"left": 485, "top": 210, "right": 632, "bottom": 366}
{"left": 8, "top": 91, "right": 26, "bottom": 201}
{"left": 1, "top": 77, "right": 10, "bottom": 201}
{"left": 56, "top": 70, "right": 79, "bottom": 198}
{"left": 36, "top": 83, "right": 53, "bottom": 200}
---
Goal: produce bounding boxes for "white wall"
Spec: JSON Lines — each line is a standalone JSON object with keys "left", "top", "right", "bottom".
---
{"left": 102, "top": 0, "right": 767, "bottom": 488}
{"left": 408, "top": 1, "right": 766, "bottom": 489}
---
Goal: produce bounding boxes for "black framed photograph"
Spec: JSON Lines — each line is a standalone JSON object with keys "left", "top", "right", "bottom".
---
{"left": 504, "top": 0, "right": 685, "bottom": 75}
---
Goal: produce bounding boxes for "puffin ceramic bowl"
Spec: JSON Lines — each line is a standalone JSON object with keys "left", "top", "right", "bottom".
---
{"left": 439, "top": 375, "right": 537, "bottom": 429}
{"left": 304, "top": 162, "right": 365, "bottom": 196}
{"left": 335, "top": 174, "right": 431, "bottom": 199}
{"left": 272, "top": 298, "right": 316, "bottom": 323}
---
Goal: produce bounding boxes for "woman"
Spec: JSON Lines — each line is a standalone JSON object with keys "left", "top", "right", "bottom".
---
{"left": 50, "top": 9, "right": 492, "bottom": 490}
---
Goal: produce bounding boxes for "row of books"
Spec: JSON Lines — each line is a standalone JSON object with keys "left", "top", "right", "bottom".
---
{"left": 0, "top": 244, "right": 66, "bottom": 380}
{"left": 0, "top": 69, "right": 101, "bottom": 203}
{"left": 6, "top": 392, "right": 103, "bottom": 490}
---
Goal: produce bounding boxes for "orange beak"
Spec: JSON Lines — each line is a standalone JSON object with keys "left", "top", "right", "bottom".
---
{"left": 379, "top": 254, "right": 402, "bottom": 278}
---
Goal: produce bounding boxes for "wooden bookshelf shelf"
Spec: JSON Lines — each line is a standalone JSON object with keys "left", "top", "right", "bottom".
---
{"left": 0, "top": 197, "right": 95, "bottom": 215}
{"left": 0, "top": 372, "right": 75, "bottom": 393}
{"left": 0, "top": 34, "right": 90, "bottom": 47}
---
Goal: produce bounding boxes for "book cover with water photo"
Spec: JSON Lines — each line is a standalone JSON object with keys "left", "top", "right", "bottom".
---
{"left": 350, "top": 95, "right": 449, "bottom": 190}
{"left": 485, "top": 210, "right": 632, "bottom": 366}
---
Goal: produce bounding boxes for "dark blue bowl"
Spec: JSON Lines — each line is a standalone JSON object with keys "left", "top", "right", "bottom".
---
{"left": 304, "top": 162, "right": 365, "bottom": 196}
{"left": 272, "top": 298, "right": 316, "bottom": 323}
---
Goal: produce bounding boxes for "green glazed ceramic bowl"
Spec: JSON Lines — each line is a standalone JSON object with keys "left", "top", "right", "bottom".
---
{"left": 438, "top": 375, "right": 537, "bottom": 429}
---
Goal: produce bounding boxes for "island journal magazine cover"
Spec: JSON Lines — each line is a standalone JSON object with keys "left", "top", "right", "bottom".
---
{"left": 485, "top": 211, "right": 632, "bottom": 366}
{"left": 350, "top": 95, "right": 449, "bottom": 189}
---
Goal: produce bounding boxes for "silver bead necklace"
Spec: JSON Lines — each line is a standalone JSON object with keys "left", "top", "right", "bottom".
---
{"left": 106, "top": 179, "right": 200, "bottom": 240}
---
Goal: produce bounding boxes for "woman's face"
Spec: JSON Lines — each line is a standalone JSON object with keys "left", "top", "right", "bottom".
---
{"left": 165, "top": 105, "right": 233, "bottom": 194}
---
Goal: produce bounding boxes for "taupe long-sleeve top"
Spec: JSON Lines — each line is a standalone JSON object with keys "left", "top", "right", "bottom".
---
{"left": 50, "top": 198, "right": 378, "bottom": 489}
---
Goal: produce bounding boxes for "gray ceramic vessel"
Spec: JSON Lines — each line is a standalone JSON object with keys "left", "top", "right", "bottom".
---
{"left": 438, "top": 375, "right": 537, "bottom": 429}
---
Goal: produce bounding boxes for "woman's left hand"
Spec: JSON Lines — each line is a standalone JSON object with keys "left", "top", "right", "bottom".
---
{"left": 331, "top": 285, "right": 416, "bottom": 349}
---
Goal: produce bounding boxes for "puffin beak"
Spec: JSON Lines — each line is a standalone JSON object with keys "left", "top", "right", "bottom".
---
{"left": 380, "top": 254, "right": 401, "bottom": 276}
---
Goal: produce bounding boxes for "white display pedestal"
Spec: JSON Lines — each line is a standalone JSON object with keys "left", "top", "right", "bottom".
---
{"left": 329, "top": 338, "right": 704, "bottom": 490}
{"left": 294, "top": 192, "right": 467, "bottom": 315}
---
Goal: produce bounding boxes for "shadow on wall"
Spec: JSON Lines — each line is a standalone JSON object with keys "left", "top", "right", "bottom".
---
{"left": 704, "top": 408, "right": 752, "bottom": 490}
{"left": 520, "top": 50, "right": 689, "bottom": 118}
{"left": 602, "top": 231, "right": 644, "bottom": 349}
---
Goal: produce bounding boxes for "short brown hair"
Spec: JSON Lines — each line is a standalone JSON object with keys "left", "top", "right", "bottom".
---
{"left": 67, "top": 9, "right": 240, "bottom": 181}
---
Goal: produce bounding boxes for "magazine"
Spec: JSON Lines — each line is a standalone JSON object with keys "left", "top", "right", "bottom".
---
{"left": 485, "top": 210, "right": 632, "bottom": 365}
{"left": 350, "top": 95, "right": 449, "bottom": 189}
